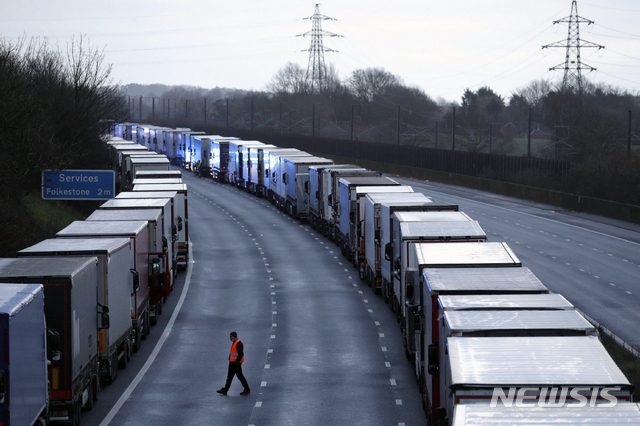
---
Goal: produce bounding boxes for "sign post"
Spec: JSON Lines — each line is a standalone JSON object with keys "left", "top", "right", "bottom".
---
{"left": 42, "top": 170, "right": 116, "bottom": 200}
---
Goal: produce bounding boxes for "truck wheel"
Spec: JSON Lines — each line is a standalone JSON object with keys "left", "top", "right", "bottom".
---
{"left": 118, "top": 342, "right": 128, "bottom": 369}
{"left": 158, "top": 300, "right": 163, "bottom": 316}
{"left": 108, "top": 352, "right": 118, "bottom": 384}
{"left": 150, "top": 309, "right": 158, "bottom": 325}
{"left": 84, "top": 377, "right": 96, "bottom": 411}
{"left": 72, "top": 398, "right": 81, "bottom": 426}
{"left": 133, "top": 326, "right": 141, "bottom": 353}
{"left": 93, "top": 375, "right": 99, "bottom": 402}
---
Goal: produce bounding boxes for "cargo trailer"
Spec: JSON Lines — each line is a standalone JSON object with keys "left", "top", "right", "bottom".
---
{"left": 57, "top": 221, "right": 150, "bottom": 354}
{"left": 18, "top": 238, "right": 137, "bottom": 383}
{"left": 444, "top": 336, "right": 632, "bottom": 425}
{"left": 0, "top": 284, "right": 50, "bottom": 426}
{"left": 416, "top": 267, "right": 547, "bottom": 423}
{"left": 131, "top": 184, "right": 189, "bottom": 268}
{"left": 0, "top": 257, "right": 102, "bottom": 425}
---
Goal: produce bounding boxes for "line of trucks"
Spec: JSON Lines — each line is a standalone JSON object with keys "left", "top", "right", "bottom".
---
{"left": 3, "top": 137, "right": 189, "bottom": 425}
{"left": 111, "top": 123, "right": 639, "bottom": 425}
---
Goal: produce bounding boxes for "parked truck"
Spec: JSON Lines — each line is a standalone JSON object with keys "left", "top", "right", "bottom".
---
{"left": 265, "top": 149, "right": 312, "bottom": 203}
{"left": 281, "top": 156, "right": 334, "bottom": 220}
{"left": 0, "top": 257, "right": 103, "bottom": 426}
{"left": 228, "top": 140, "right": 264, "bottom": 187}
{"left": 414, "top": 266, "right": 547, "bottom": 423}
{"left": 444, "top": 336, "right": 632, "bottom": 425}
{"left": 363, "top": 192, "right": 454, "bottom": 295}
{"left": 85, "top": 208, "right": 168, "bottom": 326}
{"left": 57, "top": 221, "right": 150, "bottom": 354}
{"left": 308, "top": 164, "right": 361, "bottom": 232}
{"left": 131, "top": 183, "right": 189, "bottom": 269}
{"left": 210, "top": 137, "right": 240, "bottom": 182}
{"left": 18, "top": 238, "right": 137, "bottom": 384}
{"left": 125, "top": 156, "right": 170, "bottom": 191}
{"left": 98, "top": 198, "right": 175, "bottom": 285}
{"left": 0, "top": 283, "right": 51, "bottom": 426}
{"left": 244, "top": 143, "right": 276, "bottom": 194}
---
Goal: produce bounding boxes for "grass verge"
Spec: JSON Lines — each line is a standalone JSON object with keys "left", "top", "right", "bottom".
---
{"left": 600, "top": 329, "right": 640, "bottom": 401}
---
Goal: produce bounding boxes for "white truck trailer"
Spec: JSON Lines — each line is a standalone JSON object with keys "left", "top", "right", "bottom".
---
{"left": 282, "top": 156, "right": 334, "bottom": 220}
{"left": 18, "top": 238, "right": 136, "bottom": 383}
{"left": 132, "top": 183, "right": 189, "bottom": 269}
{"left": 452, "top": 403, "right": 640, "bottom": 426}
{"left": 445, "top": 336, "right": 632, "bottom": 425}
{"left": 415, "top": 267, "right": 548, "bottom": 424}
{"left": 336, "top": 176, "right": 402, "bottom": 260}
{"left": 57, "top": 221, "right": 150, "bottom": 354}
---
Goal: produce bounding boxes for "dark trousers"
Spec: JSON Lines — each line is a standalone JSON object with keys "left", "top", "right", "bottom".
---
{"left": 224, "top": 362, "right": 249, "bottom": 391}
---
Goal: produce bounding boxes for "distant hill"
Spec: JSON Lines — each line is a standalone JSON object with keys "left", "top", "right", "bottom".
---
{"left": 123, "top": 83, "right": 250, "bottom": 100}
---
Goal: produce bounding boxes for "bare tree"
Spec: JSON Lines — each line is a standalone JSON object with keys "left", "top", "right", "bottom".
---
{"left": 346, "top": 67, "right": 403, "bottom": 102}
{"left": 266, "top": 62, "right": 310, "bottom": 95}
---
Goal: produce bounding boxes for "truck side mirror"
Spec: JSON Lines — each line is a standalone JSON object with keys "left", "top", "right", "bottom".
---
{"left": 131, "top": 268, "right": 140, "bottom": 294}
{"left": 428, "top": 343, "right": 439, "bottom": 376}
{"left": 171, "top": 224, "right": 177, "bottom": 242}
{"left": 414, "top": 312, "right": 422, "bottom": 332}
{"left": 304, "top": 181, "right": 310, "bottom": 194}
{"left": 101, "top": 306, "right": 110, "bottom": 330}
{"left": 328, "top": 196, "right": 333, "bottom": 206}
{"left": 374, "top": 229, "right": 381, "bottom": 245}
{"left": 47, "top": 329, "right": 61, "bottom": 362}
{"left": 178, "top": 216, "right": 183, "bottom": 232}
{"left": 406, "top": 284, "right": 414, "bottom": 303}
{"left": 384, "top": 242, "right": 393, "bottom": 261}
{"left": 163, "top": 236, "right": 169, "bottom": 252}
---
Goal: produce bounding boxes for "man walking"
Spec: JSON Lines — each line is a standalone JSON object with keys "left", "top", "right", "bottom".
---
{"left": 217, "top": 331, "right": 251, "bottom": 396}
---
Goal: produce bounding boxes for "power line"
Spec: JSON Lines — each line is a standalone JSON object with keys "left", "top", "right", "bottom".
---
{"left": 542, "top": 0, "right": 604, "bottom": 93}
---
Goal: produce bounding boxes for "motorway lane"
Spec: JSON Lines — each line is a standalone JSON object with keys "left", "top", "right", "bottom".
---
{"left": 85, "top": 171, "right": 427, "bottom": 426}
{"left": 394, "top": 176, "right": 640, "bottom": 347}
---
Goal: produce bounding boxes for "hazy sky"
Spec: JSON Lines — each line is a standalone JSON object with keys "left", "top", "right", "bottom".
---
{"left": 3, "top": 1, "right": 639, "bottom": 102}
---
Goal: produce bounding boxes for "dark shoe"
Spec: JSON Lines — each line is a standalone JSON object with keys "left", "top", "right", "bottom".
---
{"left": 217, "top": 388, "right": 227, "bottom": 395}
{"left": 240, "top": 389, "right": 250, "bottom": 396}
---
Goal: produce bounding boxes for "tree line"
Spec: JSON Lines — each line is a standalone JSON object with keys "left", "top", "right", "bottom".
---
{"left": 0, "top": 36, "right": 128, "bottom": 256}
{"left": 144, "top": 62, "right": 640, "bottom": 206}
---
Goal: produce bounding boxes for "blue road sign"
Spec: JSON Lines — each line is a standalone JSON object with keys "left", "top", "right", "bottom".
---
{"left": 42, "top": 170, "right": 116, "bottom": 200}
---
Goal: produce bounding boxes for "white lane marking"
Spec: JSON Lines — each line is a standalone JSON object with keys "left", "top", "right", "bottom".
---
{"left": 390, "top": 379, "right": 396, "bottom": 386}
{"left": 418, "top": 184, "right": 640, "bottom": 246}
{"left": 255, "top": 402, "right": 262, "bottom": 408}
{"left": 99, "top": 241, "right": 195, "bottom": 426}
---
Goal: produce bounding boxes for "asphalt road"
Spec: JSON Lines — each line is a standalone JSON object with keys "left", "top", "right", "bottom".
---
{"left": 393, "top": 175, "right": 640, "bottom": 349}
{"left": 82, "top": 171, "right": 427, "bottom": 426}
{"left": 81, "top": 169, "right": 640, "bottom": 426}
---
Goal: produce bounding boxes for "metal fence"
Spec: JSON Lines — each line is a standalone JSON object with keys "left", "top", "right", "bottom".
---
{"left": 206, "top": 127, "right": 570, "bottom": 180}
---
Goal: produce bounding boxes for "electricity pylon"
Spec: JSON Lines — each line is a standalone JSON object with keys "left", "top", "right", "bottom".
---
{"left": 298, "top": 4, "right": 342, "bottom": 93}
{"left": 542, "top": 0, "right": 604, "bottom": 93}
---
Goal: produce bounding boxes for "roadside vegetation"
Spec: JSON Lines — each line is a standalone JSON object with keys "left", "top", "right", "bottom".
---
{"left": 142, "top": 64, "right": 639, "bottom": 206}
{"left": 600, "top": 329, "right": 640, "bottom": 401}
{"left": 0, "top": 36, "right": 128, "bottom": 257}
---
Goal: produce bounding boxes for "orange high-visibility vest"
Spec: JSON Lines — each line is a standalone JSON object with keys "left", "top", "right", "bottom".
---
{"left": 229, "top": 340, "right": 244, "bottom": 363}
